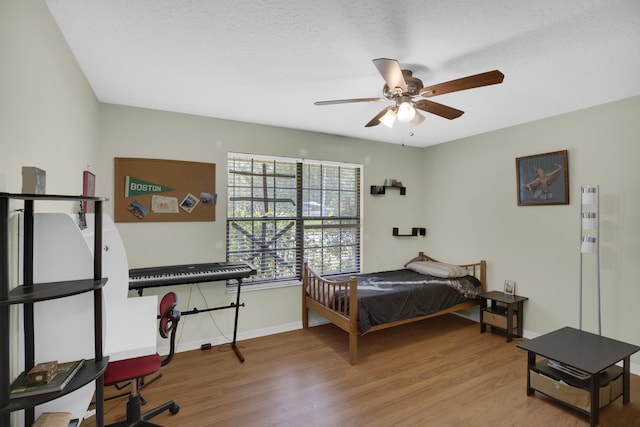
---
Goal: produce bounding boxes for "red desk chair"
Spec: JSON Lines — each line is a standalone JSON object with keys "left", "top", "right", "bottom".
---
{"left": 104, "top": 292, "right": 181, "bottom": 426}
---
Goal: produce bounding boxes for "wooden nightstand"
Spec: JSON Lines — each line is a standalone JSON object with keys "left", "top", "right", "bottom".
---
{"left": 479, "top": 291, "right": 528, "bottom": 342}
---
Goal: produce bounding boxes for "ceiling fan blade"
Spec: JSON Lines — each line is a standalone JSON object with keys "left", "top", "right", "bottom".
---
{"left": 414, "top": 99, "right": 464, "bottom": 120}
{"left": 372, "top": 58, "right": 408, "bottom": 93}
{"left": 365, "top": 106, "right": 395, "bottom": 128}
{"left": 314, "top": 97, "right": 386, "bottom": 106}
{"left": 419, "top": 70, "right": 504, "bottom": 97}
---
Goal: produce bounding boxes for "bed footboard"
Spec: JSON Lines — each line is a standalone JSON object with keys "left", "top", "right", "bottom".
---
{"left": 302, "top": 263, "right": 359, "bottom": 364}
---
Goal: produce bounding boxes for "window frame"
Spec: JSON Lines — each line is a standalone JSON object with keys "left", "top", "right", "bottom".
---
{"left": 226, "top": 152, "right": 362, "bottom": 288}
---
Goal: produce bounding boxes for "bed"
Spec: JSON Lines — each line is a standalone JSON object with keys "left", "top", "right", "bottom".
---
{"left": 302, "top": 252, "right": 487, "bottom": 364}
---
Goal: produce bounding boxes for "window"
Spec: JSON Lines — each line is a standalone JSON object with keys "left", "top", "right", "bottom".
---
{"left": 227, "top": 153, "right": 361, "bottom": 286}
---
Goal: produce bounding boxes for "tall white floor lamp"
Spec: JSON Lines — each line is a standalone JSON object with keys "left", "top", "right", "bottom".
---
{"left": 579, "top": 185, "right": 600, "bottom": 335}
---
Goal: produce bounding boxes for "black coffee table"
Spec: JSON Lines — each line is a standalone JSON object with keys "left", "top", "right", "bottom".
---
{"left": 518, "top": 326, "right": 640, "bottom": 426}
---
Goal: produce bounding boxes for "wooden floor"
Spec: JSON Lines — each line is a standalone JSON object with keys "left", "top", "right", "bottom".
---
{"left": 83, "top": 315, "right": 640, "bottom": 427}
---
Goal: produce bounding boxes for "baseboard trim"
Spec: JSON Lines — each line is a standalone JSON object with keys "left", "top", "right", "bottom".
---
{"left": 159, "top": 321, "right": 304, "bottom": 355}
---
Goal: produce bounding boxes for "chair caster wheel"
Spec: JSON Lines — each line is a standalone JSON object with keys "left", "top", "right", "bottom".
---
{"left": 170, "top": 404, "right": 180, "bottom": 415}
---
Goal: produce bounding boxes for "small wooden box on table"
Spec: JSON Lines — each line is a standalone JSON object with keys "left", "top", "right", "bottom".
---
{"left": 479, "top": 290, "right": 527, "bottom": 342}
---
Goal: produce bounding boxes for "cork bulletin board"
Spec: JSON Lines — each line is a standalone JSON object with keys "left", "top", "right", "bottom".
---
{"left": 114, "top": 157, "right": 216, "bottom": 223}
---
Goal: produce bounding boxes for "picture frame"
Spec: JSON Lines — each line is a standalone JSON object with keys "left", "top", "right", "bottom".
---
{"left": 82, "top": 171, "right": 96, "bottom": 211}
{"left": 516, "top": 150, "right": 569, "bottom": 206}
{"left": 504, "top": 280, "right": 516, "bottom": 296}
{"left": 79, "top": 171, "right": 96, "bottom": 228}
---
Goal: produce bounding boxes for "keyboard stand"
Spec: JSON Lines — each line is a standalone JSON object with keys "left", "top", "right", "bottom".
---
{"left": 231, "top": 278, "right": 245, "bottom": 362}
{"left": 172, "top": 278, "right": 244, "bottom": 363}
{"left": 176, "top": 278, "right": 246, "bottom": 363}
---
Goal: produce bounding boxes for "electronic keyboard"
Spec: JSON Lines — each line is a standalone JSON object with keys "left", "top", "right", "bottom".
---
{"left": 129, "top": 261, "right": 256, "bottom": 291}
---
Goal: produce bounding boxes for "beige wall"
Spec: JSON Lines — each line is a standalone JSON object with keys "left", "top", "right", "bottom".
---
{"left": 422, "top": 96, "right": 640, "bottom": 362}
{"left": 1, "top": 1, "right": 100, "bottom": 424}
{"left": 96, "top": 104, "right": 428, "bottom": 346}
{"left": 3, "top": 0, "right": 640, "bottom": 372}
{"left": 0, "top": 0, "right": 99, "bottom": 341}
{"left": 0, "top": 0, "right": 98, "bottom": 197}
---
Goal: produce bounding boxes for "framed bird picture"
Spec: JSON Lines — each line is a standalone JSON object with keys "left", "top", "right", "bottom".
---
{"left": 516, "top": 150, "right": 569, "bottom": 206}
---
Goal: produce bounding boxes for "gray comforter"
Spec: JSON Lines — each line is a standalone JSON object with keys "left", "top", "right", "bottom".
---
{"left": 331, "top": 269, "right": 482, "bottom": 334}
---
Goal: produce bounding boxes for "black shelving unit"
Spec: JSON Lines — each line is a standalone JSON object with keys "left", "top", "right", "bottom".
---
{"left": 0, "top": 193, "right": 108, "bottom": 427}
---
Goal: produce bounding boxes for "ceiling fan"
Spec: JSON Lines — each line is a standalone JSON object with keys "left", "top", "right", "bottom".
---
{"left": 314, "top": 58, "right": 504, "bottom": 128}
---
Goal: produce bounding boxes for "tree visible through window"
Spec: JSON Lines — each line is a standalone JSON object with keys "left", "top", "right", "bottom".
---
{"left": 227, "top": 154, "right": 361, "bottom": 285}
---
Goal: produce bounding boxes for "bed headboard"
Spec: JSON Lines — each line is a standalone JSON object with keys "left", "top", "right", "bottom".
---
{"left": 417, "top": 251, "right": 487, "bottom": 292}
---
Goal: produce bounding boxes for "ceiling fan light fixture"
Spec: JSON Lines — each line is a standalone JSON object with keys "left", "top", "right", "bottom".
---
{"left": 410, "top": 111, "right": 425, "bottom": 128}
{"left": 380, "top": 109, "right": 397, "bottom": 128}
{"left": 314, "top": 58, "right": 504, "bottom": 131}
{"left": 396, "top": 102, "right": 416, "bottom": 123}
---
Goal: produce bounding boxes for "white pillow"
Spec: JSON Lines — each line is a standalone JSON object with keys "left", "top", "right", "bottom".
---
{"left": 406, "top": 260, "right": 468, "bottom": 278}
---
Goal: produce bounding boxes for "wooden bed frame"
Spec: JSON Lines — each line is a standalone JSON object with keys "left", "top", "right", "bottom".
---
{"left": 301, "top": 252, "right": 487, "bottom": 364}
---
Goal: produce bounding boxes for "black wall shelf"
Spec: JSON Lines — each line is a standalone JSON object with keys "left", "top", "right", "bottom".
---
{"left": 392, "top": 227, "right": 426, "bottom": 237}
{"left": 370, "top": 185, "right": 406, "bottom": 196}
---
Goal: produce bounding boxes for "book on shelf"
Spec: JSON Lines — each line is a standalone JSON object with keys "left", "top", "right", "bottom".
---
{"left": 10, "top": 359, "right": 85, "bottom": 399}
{"left": 547, "top": 359, "right": 590, "bottom": 380}
{"left": 32, "top": 412, "right": 72, "bottom": 427}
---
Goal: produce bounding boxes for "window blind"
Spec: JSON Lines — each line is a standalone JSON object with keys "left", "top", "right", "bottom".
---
{"left": 227, "top": 154, "right": 361, "bottom": 285}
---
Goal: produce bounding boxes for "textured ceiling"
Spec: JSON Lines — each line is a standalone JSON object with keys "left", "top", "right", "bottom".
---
{"left": 45, "top": 0, "right": 640, "bottom": 147}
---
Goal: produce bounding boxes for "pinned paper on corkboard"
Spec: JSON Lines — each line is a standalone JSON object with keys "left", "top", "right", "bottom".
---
{"left": 114, "top": 157, "right": 216, "bottom": 223}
